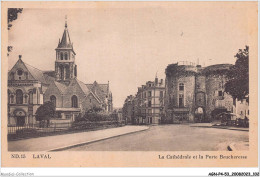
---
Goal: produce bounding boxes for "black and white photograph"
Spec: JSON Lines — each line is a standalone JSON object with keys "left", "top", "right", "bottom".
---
{"left": 1, "top": 1, "right": 258, "bottom": 171}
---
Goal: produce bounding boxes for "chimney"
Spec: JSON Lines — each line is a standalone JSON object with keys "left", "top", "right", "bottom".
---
{"left": 19, "top": 55, "right": 22, "bottom": 60}
{"left": 160, "top": 79, "right": 163, "bottom": 86}
{"left": 155, "top": 77, "right": 158, "bottom": 86}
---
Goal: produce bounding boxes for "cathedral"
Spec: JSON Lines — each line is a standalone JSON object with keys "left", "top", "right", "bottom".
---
{"left": 8, "top": 21, "right": 113, "bottom": 126}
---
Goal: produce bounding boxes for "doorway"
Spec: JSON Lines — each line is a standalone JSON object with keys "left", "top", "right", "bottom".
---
{"left": 16, "top": 116, "right": 25, "bottom": 126}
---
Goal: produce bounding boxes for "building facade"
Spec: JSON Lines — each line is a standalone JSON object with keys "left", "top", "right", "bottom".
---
{"left": 122, "top": 77, "right": 165, "bottom": 125}
{"left": 164, "top": 62, "right": 233, "bottom": 123}
{"left": 122, "top": 95, "right": 135, "bottom": 124}
{"left": 8, "top": 20, "right": 113, "bottom": 126}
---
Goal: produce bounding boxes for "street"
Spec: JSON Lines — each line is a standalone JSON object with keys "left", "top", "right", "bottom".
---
{"left": 67, "top": 124, "right": 249, "bottom": 151}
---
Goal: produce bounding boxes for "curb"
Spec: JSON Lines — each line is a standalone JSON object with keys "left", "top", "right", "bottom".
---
{"left": 227, "top": 143, "right": 236, "bottom": 151}
{"left": 211, "top": 126, "right": 249, "bottom": 132}
{"left": 48, "top": 127, "right": 149, "bottom": 151}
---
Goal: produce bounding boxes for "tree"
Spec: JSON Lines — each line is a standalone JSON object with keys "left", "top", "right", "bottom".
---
{"left": 8, "top": 8, "right": 23, "bottom": 30}
{"left": 7, "top": 8, "right": 23, "bottom": 56}
{"left": 225, "top": 46, "right": 249, "bottom": 101}
{"left": 35, "top": 101, "right": 55, "bottom": 127}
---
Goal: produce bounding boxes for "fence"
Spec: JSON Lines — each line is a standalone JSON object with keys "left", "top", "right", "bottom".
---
{"left": 8, "top": 120, "right": 126, "bottom": 141}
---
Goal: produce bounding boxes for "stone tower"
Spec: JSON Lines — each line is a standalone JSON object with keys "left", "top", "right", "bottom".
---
{"left": 55, "top": 19, "right": 77, "bottom": 84}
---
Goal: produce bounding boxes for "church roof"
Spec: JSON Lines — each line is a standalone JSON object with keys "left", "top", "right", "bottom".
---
{"left": 23, "top": 62, "right": 55, "bottom": 84}
{"left": 75, "top": 79, "right": 102, "bottom": 103}
{"left": 54, "top": 81, "right": 67, "bottom": 94}
{"left": 86, "top": 81, "right": 110, "bottom": 102}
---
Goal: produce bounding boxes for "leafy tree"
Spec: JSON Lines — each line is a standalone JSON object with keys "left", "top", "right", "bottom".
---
{"left": 8, "top": 8, "right": 23, "bottom": 30}
{"left": 35, "top": 101, "right": 55, "bottom": 127}
{"left": 7, "top": 8, "right": 23, "bottom": 56}
{"left": 225, "top": 46, "right": 249, "bottom": 102}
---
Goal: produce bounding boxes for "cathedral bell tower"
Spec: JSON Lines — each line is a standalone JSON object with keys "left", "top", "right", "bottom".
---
{"left": 55, "top": 18, "right": 77, "bottom": 84}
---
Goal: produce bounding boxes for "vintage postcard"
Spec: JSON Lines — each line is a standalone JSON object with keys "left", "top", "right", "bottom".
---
{"left": 1, "top": 1, "right": 258, "bottom": 169}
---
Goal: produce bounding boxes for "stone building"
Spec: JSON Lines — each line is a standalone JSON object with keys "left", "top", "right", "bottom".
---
{"left": 122, "top": 95, "right": 135, "bottom": 124}
{"left": 8, "top": 20, "right": 113, "bottom": 126}
{"left": 122, "top": 77, "right": 165, "bottom": 125}
{"left": 164, "top": 62, "right": 233, "bottom": 123}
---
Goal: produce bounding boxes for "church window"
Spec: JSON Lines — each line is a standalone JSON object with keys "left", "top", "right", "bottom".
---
{"left": 60, "top": 65, "right": 64, "bottom": 80}
{"left": 90, "top": 99, "right": 92, "bottom": 103}
{"left": 65, "top": 53, "right": 68, "bottom": 60}
{"left": 74, "top": 65, "right": 77, "bottom": 77}
{"left": 10, "top": 95, "right": 14, "bottom": 104}
{"left": 60, "top": 53, "right": 63, "bottom": 60}
{"left": 24, "top": 95, "right": 28, "bottom": 103}
{"left": 50, "top": 95, "right": 56, "bottom": 107}
{"left": 16, "top": 89, "right": 23, "bottom": 104}
{"left": 17, "top": 69, "right": 23, "bottom": 76}
{"left": 65, "top": 65, "right": 70, "bottom": 79}
{"left": 29, "top": 91, "right": 33, "bottom": 104}
{"left": 71, "top": 95, "right": 78, "bottom": 108}
{"left": 179, "top": 83, "right": 184, "bottom": 91}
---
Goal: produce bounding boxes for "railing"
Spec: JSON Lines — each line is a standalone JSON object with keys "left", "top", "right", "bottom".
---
{"left": 8, "top": 120, "right": 126, "bottom": 141}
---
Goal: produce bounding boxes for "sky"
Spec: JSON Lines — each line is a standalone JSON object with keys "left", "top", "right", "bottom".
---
{"left": 8, "top": 3, "right": 251, "bottom": 108}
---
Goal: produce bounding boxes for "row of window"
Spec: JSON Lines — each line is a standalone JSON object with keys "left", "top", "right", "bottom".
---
{"left": 59, "top": 52, "right": 69, "bottom": 60}
{"left": 50, "top": 95, "right": 78, "bottom": 108}
{"left": 59, "top": 52, "right": 74, "bottom": 60}
{"left": 8, "top": 89, "right": 33, "bottom": 104}
{"left": 142, "top": 91, "right": 164, "bottom": 98}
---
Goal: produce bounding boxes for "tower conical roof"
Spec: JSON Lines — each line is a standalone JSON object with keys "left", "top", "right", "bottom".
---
{"left": 57, "top": 21, "right": 73, "bottom": 49}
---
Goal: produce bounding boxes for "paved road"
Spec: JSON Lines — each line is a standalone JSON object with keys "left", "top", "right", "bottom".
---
{"left": 8, "top": 126, "right": 148, "bottom": 151}
{"left": 67, "top": 124, "right": 249, "bottom": 151}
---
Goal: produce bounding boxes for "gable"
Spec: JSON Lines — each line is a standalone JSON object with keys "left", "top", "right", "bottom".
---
{"left": 8, "top": 59, "right": 35, "bottom": 81}
{"left": 8, "top": 58, "right": 54, "bottom": 84}
{"left": 86, "top": 82, "right": 109, "bottom": 103}
{"left": 66, "top": 78, "right": 88, "bottom": 96}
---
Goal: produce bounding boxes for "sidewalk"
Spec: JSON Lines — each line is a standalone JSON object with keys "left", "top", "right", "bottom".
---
{"left": 228, "top": 141, "right": 249, "bottom": 151}
{"left": 8, "top": 126, "right": 149, "bottom": 151}
{"left": 211, "top": 126, "right": 249, "bottom": 131}
{"left": 190, "top": 123, "right": 249, "bottom": 131}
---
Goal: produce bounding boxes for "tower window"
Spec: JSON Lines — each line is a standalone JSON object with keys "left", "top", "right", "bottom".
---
{"left": 74, "top": 65, "right": 77, "bottom": 77}
{"left": 65, "top": 53, "right": 68, "bottom": 60}
{"left": 59, "top": 65, "right": 64, "bottom": 80}
{"left": 65, "top": 65, "right": 70, "bottom": 79}
{"left": 179, "top": 83, "right": 184, "bottom": 91}
{"left": 60, "top": 53, "right": 63, "bottom": 60}
{"left": 218, "top": 91, "right": 223, "bottom": 97}
{"left": 179, "top": 94, "right": 184, "bottom": 107}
